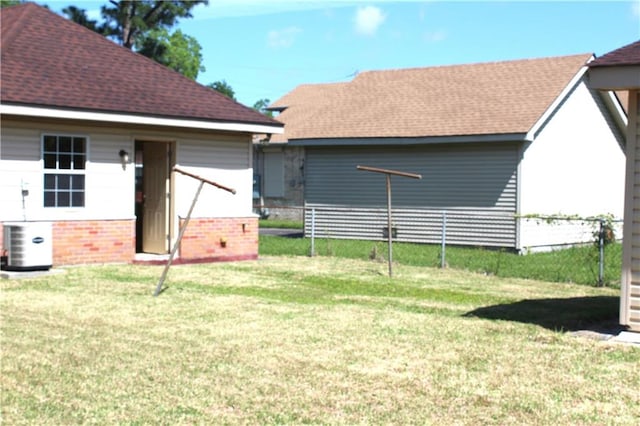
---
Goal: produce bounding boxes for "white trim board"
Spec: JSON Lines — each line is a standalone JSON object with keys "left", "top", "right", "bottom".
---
{"left": 0, "top": 104, "right": 284, "bottom": 135}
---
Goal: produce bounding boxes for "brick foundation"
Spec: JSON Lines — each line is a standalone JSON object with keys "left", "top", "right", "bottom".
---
{"left": 178, "top": 217, "right": 258, "bottom": 262}
{"left": 1, "top": 217, "right": 257, "bottom": 267}
{"left": 52, "top": 220, "right": 135, "bottom": 265}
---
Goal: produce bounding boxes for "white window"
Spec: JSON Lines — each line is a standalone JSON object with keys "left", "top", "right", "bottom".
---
{"left": 42, "top": 134, "right": 86, "bottom": 208}
{"left": 264, "top": 151, "right": 284, "bottom": 197}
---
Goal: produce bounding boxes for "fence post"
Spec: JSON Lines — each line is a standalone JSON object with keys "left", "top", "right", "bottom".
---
{"left": 310, "top": 207, "right": 316, "bottom": 257}
{"left": 441, "top": 211, "right": 447, "bottom": 268}
{"left": 598, "top": 219, "right": 605, "bottom": 286}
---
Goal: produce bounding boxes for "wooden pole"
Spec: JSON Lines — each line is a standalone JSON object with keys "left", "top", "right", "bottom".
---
{"left": 386, "top": 174, "right": 393, "bottom": 277}
{"left": 153, "top": 167, "right": 236, "bottom": 296}
{"left": 173, "top": 166, "right": 236, "bottom": 194}
{"left": 356, "top": 165, "right": 421, "bottom": 179}
{"left": 154, "top": 180, "right": 204, "bottom": 296}
{"left": 356, "top": 165, "right": 421, "bottom": 278}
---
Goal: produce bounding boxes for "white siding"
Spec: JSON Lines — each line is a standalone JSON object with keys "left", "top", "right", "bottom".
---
{"left": 0, "top": 118, "right": 254, "bottom": 224}
{"left": 519, "top": 79, "right": 626, "bottom": 250}
{"left": 0, "top": 120, "right": 134, "bottom": 222}
{"left": 0, "top": 125, "right": 42, "bottom": 221}
{"left": 622, "top": 90, "right": 640, "bottom": 331}
{"left": 175, "top": 134, "right": 253, "bottom": 218}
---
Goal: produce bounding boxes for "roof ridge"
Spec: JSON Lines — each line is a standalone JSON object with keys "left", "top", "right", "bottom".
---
{"left": 272, "top": 52, "right": 596, "bottom": 141}
{"left": 355, "top": 52, "right": 594, "bottom": 78}
{"left": 0, "top": 3, "right": 34, "bottom": 49}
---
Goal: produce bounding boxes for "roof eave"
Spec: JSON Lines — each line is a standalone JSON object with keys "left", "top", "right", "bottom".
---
{"left": 0, "top": 103, "right": 284, "bottom": 135}
{"left": 587, "top": 65, "right": 640, "bottom": 90}
{"left": 287, "top": 133, "right": 528, "bottom": 147}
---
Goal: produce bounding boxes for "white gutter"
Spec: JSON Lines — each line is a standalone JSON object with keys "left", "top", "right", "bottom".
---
{"left": 0, "top": 104, "right": 284, "bottom": 135}
{"left": 603, "top": 90, "right": 629, "bottom": 130}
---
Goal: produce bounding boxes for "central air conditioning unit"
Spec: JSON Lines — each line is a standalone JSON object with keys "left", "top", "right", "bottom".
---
{"left": 1, "top": 222, "right": 53, "bottom": 271}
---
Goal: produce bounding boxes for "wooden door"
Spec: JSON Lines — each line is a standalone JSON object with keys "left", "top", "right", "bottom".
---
{"left": 142, "top": 142, "right": 170, "bottom": 254}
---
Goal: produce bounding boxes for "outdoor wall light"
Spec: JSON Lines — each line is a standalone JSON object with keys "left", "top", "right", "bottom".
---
{"left": 119, "top": 149, "right": 129, "bottom": 170}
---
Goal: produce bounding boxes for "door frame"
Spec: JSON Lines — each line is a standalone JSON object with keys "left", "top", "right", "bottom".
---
{"left": 135, "top": 139, "right": 176, "bottom": 254}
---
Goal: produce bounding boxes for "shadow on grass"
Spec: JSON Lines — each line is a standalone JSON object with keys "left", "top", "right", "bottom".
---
{"left": 464, "top": 296, "right": 624, "bottom": 333}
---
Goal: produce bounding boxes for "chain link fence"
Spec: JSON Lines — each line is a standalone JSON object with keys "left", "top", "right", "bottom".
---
{"left": 258, "top": 205, "right": 623, "bottom": 287}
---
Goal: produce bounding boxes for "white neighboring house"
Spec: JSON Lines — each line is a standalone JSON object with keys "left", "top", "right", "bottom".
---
{"left": 0, "top": 3, "right": 283, "bottom": 266}
{"left": 588, "top": 39, "right": 640, "bottom": 332}
{"left": 267, "top": 54, "right": 627, "bottom": 251}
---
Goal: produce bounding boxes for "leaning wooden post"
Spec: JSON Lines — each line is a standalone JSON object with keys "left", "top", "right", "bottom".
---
{"left": 153, "top": 166, "right": 236, "bottom": 297}
{"left": 356, "top": 165, "right": 422, "bottom": 278}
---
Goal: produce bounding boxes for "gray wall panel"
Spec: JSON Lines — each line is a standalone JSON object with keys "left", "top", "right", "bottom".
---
{"left": 304, "top": 142, "right": 519, "bottom": 247}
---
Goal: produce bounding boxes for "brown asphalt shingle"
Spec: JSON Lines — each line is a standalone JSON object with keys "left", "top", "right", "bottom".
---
{"left": 0, "top": 3, "right": 282, "bottom": 128}
{"left": 589, "top": 39, "right": 640, "bottom": 68}
{"left": 271, "top": 53, "right": 593, "bottom": 142}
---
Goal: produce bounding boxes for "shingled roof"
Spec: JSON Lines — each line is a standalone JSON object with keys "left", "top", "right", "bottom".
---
{"left": 589, "top": 39, "right": 640, "bottom": 68}
{"left": 270, "top": 53, "right": 593, "bottom": 142}
{"left": 0, "top": 3, "right": 282, "bottom": 130}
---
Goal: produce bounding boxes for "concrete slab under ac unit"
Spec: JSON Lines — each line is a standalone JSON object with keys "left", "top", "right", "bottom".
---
{"left": 0, "top": 268, "right": 66, "bottom": 280}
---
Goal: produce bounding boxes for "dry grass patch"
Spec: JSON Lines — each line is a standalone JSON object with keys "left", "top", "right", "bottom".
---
{"left": 1, "top": 256, "right": 638, "bottom": 424}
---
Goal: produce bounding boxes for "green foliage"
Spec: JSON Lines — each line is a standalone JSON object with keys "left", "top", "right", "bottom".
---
{"left": 62, "top": 1, "right": 207, "bottom": 79}
{"left": 98, "top": 0, "right": 207, "bottom": 48}
{"left": 1, "top": 0, "right": 26, "bottom": 8}
{"left": 259, "top": 235, "right": 623, "bottom": 287}
{"left": 208, "top": 80, "right": 236, "bottom": 100}
{"left": 61, "top": 5, "right": 98, "bottom": 30}
{"left": 138, "top": 28, "right": 205, "bottom": 79}
{"left": 253, "top": 98, "right": 274, "bottom": 117}
{"left": 517, "top": 213, "right": 620, "bottom": 247}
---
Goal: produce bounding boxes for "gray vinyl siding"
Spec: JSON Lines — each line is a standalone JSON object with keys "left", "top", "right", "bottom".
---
{"left": 304, "top": 142, "right": 519, "bottom": 247}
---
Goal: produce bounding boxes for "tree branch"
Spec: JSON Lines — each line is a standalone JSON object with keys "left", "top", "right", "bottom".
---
{"left": 142, "top": 1, "right": 165, "bottom": 26}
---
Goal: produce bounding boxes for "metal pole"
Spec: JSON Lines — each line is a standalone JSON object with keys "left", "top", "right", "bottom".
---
{"left": 387, "top": 174, "right": 393, "bottom": 277}
{"left": 154, "top": 180, "right": 205, "bottom": 297}
{"left": 310, "top": 207, "right": 316, "bottom": 257}
{"left": 598, "top": 219, "right": 605, "bottom": 287}
{"left": 441, "top": 211, "right": 447, "bottom": 269}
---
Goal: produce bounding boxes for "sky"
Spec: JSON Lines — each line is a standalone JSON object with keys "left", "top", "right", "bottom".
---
{"left": 46, "top": 0, "right": 640, "bottom": 108}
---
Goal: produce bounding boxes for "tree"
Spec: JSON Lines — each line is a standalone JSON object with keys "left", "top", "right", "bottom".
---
{"left": 138, "top": 29, "right": 205, "bottom": 80}
{"left": 208, "top": 80, "right": 236, "bottom": 100}
{"left": 253, "top": 99, "right": 274, "bottom": 118}
{"left": 62, "top": 1, "right": 207, "bottom": 79}
{"left": 61, "top": 5, "right": 99, "bottom": 31}
{"left": 1, "top": 0, "right": 27, "bottom": 7}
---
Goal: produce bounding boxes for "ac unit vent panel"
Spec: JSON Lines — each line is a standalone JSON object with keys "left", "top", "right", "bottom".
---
{"left": 2, "top": 222, "right": 53, "bottom": 271}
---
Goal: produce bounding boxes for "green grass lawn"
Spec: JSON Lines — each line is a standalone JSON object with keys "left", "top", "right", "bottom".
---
{"left": 1, "top": 257, "right": 638, "bottom": 424}
{"left": 260, "top": 235, "right": 623, "bottom": 287}
{"left": 259, "top": 218, "right": 303, "bottom": 229}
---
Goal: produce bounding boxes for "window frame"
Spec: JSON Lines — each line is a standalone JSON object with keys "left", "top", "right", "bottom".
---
{"left": 41, "top": 133, "right": 89, "bottom": 209}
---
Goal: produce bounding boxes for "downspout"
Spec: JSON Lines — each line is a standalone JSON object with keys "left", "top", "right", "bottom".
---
{"left": 258, "top": 136, "right": 270, "bottom": 219}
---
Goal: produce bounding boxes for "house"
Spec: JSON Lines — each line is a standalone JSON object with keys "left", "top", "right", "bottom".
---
{"left": 0, "top": 3, "right": 283, "bottom": 266}
{"left": 588, "top": 39, "right": 640, "bottom": 332}
{"left": 265, "top": 54, "right": 627, "bottom": 251}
